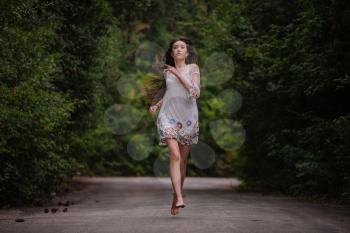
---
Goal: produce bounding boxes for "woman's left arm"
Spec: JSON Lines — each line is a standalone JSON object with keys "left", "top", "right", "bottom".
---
{"left": 186, "top": 64, "right": 200, "bottom": 99}
{"left": 175, "top": 64, "right": 200, "bottom": 99}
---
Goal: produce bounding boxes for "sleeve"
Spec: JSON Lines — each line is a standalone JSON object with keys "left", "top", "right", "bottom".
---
{"left": 187, "top": 64, "right": 201, "bottom": 99}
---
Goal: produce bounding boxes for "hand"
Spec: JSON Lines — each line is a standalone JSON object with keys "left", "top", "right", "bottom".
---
{"left": 164, "top": 64, "right": 179, "bottom": 78}
{"left": 148, "top": 105, "right": 158, "bottom": 116}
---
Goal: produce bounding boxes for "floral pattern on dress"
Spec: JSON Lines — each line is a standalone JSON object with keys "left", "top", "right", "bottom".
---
{"left": 157, "top": 114, "right": 199, "bottom": 146}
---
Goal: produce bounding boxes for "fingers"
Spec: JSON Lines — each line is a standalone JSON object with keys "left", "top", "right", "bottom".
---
{"left": 164, "top": 64, "right": 175, "bottom": 71}
{"left": 149, "top": 110, "right": 155, "bottom": 116}
{"left": 164, "top": 67, "right": 177, "bottom": 76}
{"left": 148, "top": 106, "right": 158, "bottom": 116}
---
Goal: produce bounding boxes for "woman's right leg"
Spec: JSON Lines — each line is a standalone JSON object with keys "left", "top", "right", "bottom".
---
{"left": 166, "top": 138, "right": 185, "bottom": 206}
{"left": 179, "top": 144, "right": 191, "bottom": 192}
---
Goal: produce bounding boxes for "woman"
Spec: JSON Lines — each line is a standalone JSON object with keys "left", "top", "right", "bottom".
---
{"left": 147, "top": 37, "right": 201, "bottom": 215}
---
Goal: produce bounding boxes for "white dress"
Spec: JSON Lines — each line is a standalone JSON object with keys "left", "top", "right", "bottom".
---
{"left": 156, "top": 63, "right": 201, "bottom": 146}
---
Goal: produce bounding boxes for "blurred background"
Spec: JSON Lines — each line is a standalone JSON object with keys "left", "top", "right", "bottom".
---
{"left": 0, "top": 0, "right": 349, "bottom": 206}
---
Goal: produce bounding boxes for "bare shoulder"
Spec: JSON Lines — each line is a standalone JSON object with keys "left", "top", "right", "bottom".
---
{"left": 188, "top": 63, "right": 199, "bottom": 68}
{"left": 188, "top": 63, "right": 200, "bottom": 74}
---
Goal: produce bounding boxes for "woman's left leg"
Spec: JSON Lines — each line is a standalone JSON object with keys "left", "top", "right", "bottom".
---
{"left": 179, "top": 144, "right": 191, "bottom": 191}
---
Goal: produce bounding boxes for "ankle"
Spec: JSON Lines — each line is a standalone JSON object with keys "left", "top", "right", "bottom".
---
{"left": 176, "top": 196, "right": 184, "bottom": 202}
{"left": 172, "top": 192, "right": 186, "bottom": 197}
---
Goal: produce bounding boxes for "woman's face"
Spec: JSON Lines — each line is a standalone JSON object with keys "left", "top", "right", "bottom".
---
{"left": 171, "top": 40, "right": 188, "bottom": 61}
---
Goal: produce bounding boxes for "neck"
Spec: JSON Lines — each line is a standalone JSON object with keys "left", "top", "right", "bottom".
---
{"left": 174, "top": 60, "right": 186, "bottom": 69}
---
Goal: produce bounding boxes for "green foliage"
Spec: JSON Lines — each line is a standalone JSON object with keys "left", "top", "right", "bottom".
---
{"left": 230, "top": 0, "right": 350, "bottom": 202}
{"left": 0, "top": 0, "right": 123, "bottom": 205}
{"left": 68, "top": 123, "right": 122, "bottom": 176}
{"left": 0, "top": 81, "right": 77, "bottom": 205}
{"left": 1, "top": 0, "right": 349, "bottom": 205}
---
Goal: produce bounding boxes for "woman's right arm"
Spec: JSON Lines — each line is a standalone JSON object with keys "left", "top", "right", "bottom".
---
{"left": 155, "top": 98, "right": 163, "bottom": 108}
{"left": 149, "top": 98, "right": 162, "bottom": 116}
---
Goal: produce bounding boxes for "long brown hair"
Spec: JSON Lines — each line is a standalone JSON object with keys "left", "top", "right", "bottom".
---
{"left": 143, "top": 36, "right": 199, "bottom": 107}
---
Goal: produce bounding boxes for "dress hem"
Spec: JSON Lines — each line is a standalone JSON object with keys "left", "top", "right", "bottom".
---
{"left": 159, "top": 137, "right": 198, "bottom": 146}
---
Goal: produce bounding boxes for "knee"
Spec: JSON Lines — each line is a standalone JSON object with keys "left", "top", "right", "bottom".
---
{"left": 169, "top": 152, "right": 181, "bottom": 162}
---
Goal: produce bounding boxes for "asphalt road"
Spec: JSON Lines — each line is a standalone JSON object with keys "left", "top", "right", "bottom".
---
{"left": 1, "top": 176, "right": 350, "bottom": 233}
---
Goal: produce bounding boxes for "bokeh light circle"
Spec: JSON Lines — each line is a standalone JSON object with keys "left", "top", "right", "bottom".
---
{"left": 135, "top": 41, "right": 164, "bottom": 73}
{"left": 217, "top": 88, "right": 243, "bottom": 114}
{"left": 104, "top": 104, "right": 145, "bottom": 135}
{"left": 127, "top": 133, "right": 154, "bottom": 161}
{"left": 163, "top": 96, "right": 195, "bottom": 123}
{"left": 209, "top": 119, "right": 246, "bottom": 151}
{"left": 190, "top": 141, "right": 216, "bottom": 169}
{"left": 117, "top": 73, "right": 143, "bottom": 99}
{"left": 202, "top": 52, "right": 234, "bottom": 87}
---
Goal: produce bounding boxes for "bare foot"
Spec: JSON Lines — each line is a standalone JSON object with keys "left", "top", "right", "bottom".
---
{"left": 171, "top": 194, "right": 180, "bottom": 215}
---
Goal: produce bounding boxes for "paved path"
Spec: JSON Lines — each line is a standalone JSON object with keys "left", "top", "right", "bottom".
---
{"left": 1, "top": 176, "right": 350, "bottom": 233}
